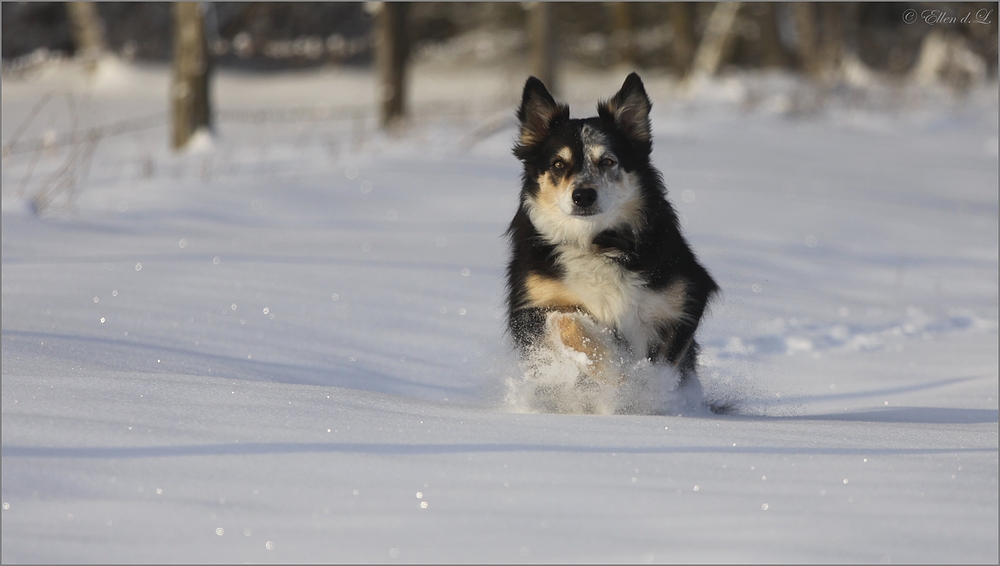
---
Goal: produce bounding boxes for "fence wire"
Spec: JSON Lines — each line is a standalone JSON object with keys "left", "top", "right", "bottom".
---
{"left": 2, "top": 90, "right": 516, "bottom": 215}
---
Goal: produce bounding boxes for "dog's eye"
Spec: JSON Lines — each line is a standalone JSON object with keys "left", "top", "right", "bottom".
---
{"left": 599, "top": 157, "right": 617, "bottom": 168}
{"left": 552, "top": 159, "right": 566, "bottom": 170}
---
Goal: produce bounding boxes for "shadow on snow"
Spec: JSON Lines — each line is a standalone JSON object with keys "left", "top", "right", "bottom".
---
{"left": 2, "top": 443, "right": 994, "bottom": 460}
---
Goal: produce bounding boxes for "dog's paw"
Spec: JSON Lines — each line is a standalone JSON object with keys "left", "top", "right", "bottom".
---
{"left": 592, "top": 230, "right": 638, "bottom": 266}
{"left": 545, "top": 311, "right": 625, "bottom": 385}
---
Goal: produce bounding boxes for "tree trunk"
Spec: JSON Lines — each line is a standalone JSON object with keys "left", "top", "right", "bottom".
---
{"left": 66, "top": 2, "right": 106, "bottom": 73}
{"left": 690, "top": 2, "right": 742, "bottom": 78}
{"left": 171, "top": 2, "right": 212, "bottom": 150}
{"left": 669, "top": 2, "right": 696, "bottom": 77}
{"left": 757, "top": 3, "right": 790, "bottom": 68}
{"left": 526, "top": 2, "right": 557, "bottom": 94}
{"left": 819, "top": 3, "right": 845, "bottom": 70}
{"left": 375, "top": 2, "right": 410, "bottom": 130}
{"left": 792, "top": 2, "right": 821, "bottom": 77}
{"left": 841, "top": 2, "right": 861, "bottom": 60}
{"left": 610, "top": 2, "right": 635, "bottom": 68}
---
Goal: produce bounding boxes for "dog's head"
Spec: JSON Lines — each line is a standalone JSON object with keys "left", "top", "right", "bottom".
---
{"left": 514, "top": 73, "right": 654, "bottom": 247}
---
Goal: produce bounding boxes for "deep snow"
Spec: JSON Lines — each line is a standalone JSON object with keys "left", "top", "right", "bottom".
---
{"left": 2, "top": 59, "right": 997, "bottom": 563}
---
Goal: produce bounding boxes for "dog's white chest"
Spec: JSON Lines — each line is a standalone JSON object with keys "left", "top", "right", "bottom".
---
{"left": 556, "top": 247, "right": 685, "bottom": 355}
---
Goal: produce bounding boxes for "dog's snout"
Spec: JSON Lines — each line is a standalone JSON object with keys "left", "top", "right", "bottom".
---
{"left": 572, "top": 188, "right": 597, "bottom": 208}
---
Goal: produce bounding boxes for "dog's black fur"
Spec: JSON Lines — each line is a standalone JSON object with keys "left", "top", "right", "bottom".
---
{"left": 505, "top": 73, "right": 718, "bottom": 383}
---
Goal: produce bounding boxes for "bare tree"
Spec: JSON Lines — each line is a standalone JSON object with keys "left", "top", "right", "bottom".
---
{"left": 66, "top": 2, "right": 106, "bottom": 73}
{"left": 818, "top": 3, "right": 845, "bottom": 70}
{"left": 526, "top": 2, "right": 557, "bottom": 94}
{"left": 669, "top": 2, "right": 696, "bottom": 77}
{"left": 840, "top": 2, "right": 861, "bottom": 62}
{"left": 690, "top": 2, "right": 742, "bottom": 78}
{"left": 756, "top": 3, "right": 790, "bottom": 69}
{"left": 792, "top": 2, "right": 821, "bottom": 77}
{"left": 610, "top": 2, "right": 635, "bottom": 69}
{"left": 171, "top": 2, "right": 212, "bottom": 150}
{"left": 375, "top": 2, "right": 410, "bottom": 130}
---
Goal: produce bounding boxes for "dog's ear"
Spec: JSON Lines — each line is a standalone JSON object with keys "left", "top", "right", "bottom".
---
{"left": 598, "top": 72, "right": 652, "bottom": 152}
{"left": 515, "top": 77, "right": 569, "bottom": 154}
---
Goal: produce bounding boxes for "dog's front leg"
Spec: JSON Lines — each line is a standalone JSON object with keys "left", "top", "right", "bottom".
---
{"left": 546, "top": 311, "right": 624, "bottom": 385}
{"left": 650, "top": 320, "right": 701, "bottom": 382}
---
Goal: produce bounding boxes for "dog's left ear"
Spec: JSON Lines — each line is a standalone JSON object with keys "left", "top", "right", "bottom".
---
{"left": 598, "top": 72, "right": 652, "bottom": 152}
{"left": 515, "top": 76, "right": 569, "bottom": 157}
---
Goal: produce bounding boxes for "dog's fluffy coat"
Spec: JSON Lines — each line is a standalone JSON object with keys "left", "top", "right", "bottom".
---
{"left": 506, "top": 73, "right": 718, "bottom": 388}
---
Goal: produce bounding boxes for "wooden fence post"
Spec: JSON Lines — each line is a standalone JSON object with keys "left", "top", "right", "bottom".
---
{"left": 171, "top": 2, "right": 212, "bottom": 150}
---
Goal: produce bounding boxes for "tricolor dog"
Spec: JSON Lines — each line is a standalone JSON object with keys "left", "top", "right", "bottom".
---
{"left": 505, "top": 73, "right": 718, "bottom": 398}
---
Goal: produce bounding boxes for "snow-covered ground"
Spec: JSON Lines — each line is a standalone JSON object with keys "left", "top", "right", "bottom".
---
{"left": 2, "top": 59, "right": 997, "bottom": 563}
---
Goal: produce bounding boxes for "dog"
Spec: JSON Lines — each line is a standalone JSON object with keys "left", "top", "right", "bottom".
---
{"left": 505, "top": 73, "right": 718, "bottom": 394}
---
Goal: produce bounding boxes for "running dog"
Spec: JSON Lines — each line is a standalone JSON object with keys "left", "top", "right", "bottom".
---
{"left": 506, "top": 73, "right": 718, "bottom": 390}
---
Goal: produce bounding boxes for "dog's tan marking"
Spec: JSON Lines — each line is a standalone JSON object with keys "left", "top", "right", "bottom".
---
{"left": 647, "top": 279, "right": 690, "bottom": 326}
{"left": 535, "top": 172, "right": 573, "bottom": 213}
{"left": 550, "top": 313, "right": 624, "bottom": 385}
{"left": 586, "top": 144, "right": 608, "bottom": 165}
{"left": 534, "top": 147, "right": 575, "bottom": 211}
{"left": 524, "top": 273, "right": 583, "bottom": 310}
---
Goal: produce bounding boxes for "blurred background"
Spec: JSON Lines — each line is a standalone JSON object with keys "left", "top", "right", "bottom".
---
{"left": 2, "top": 2, "right": 997, "bottom": 216}
{"left": 4, "top": 2, "right": 997, "bottom": 76}
{"left": 3, "top": 2, "right": 998, "bottom": 141}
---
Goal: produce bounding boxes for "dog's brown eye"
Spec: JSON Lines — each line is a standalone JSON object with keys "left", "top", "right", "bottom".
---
{"left": 600, "top": 157, "right": 616, "bottom": 168}
{"left": 552, "top": 159, "right": 566, "bottom": 170}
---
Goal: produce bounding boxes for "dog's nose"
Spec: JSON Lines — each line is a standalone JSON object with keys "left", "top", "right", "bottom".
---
{"left": 572, "top": 188, "right": 597, "bottom": 208}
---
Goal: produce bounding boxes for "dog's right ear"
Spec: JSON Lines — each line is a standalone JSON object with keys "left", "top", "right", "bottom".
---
{"left": 598, "top": 72, "right": 652, "bottom": 154}
{"left": 515, "top": 77, "right": 569, "bottom": 156}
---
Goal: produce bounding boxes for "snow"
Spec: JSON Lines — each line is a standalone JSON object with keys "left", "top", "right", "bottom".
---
{"left": 2, "top": 59, "right": 997, "bottom": 563}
